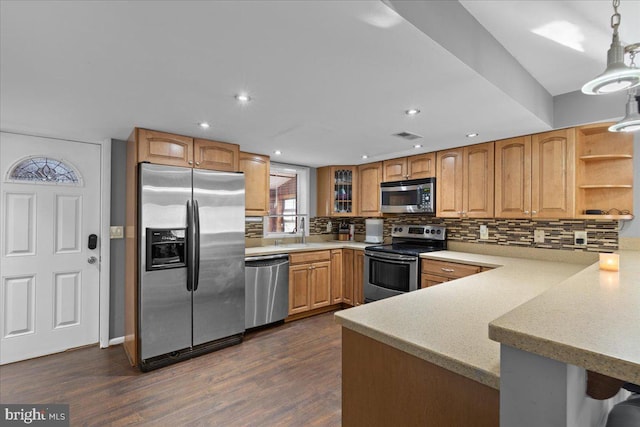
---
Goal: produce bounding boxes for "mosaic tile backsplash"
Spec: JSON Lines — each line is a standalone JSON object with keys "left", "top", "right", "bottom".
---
{"left": 246, "top": 216, "right": 620, "bottom": 252}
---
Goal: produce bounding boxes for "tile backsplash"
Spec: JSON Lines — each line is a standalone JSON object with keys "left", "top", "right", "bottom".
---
{"left": 246, "top": 216, "right": 620, "bottom": 252}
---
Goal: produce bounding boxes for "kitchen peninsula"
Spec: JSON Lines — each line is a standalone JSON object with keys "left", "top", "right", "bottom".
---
{"left": 334, "top": 249, "right": 640, "bottom": 426}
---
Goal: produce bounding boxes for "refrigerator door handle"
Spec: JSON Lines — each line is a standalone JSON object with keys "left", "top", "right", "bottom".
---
{"left": 194, "top": 199, "right": 201, "bottom": 291}
{"left": 186, "top": 200, "right": 194, "bottom": 292}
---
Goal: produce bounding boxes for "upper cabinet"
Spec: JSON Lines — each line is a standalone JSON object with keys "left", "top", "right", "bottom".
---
{"left": 382, "top": 153, "right": 435, "bottom": 182}
{"left": 136, "top": 129, "right": 194, "bottom": 167}
{"left": 495, "top": 128, "right": 575, "bottom": 219}
{"left": 193, "top": 138, "right": 239, "bottom": 171}
{"left": 358, "top": 162, "right": 383, "bottom": 217}
{"left": 239, "top": 151, "right": 270, "bottom": 217}
{"left": 134, "top": 128, "right": 239, "bottom": 171}
{"left": 575, "top": 123, "right": 633, "bottom": 219}
{"left": 317, "top": 166, "right": 358, "bottom": 217}
{"left": 531, "top": 129, "right": 575, "bottom": 218}
{"left": 437, "top": 142, "right": 494, "bottom": 218}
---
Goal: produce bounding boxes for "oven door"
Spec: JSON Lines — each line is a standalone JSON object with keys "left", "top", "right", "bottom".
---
{"left": 364, "top": 250, "right": 418, "bottom": 302}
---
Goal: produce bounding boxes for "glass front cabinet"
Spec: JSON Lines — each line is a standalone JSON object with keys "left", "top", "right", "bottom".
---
{"left": 317, "top": 166, "right": 358, "bottom": 217}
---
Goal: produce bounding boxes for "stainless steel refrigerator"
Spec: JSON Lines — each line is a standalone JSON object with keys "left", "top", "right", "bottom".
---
{"left": 138, "top": 163, "right": 245, "bottom": 371}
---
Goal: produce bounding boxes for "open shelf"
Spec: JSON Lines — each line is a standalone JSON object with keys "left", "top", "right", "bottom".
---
{"left": 579, "top": 184, "right": 633, "bottom": 189}
{"left": 579, "top": 154, "right": 633, "bottom": 161}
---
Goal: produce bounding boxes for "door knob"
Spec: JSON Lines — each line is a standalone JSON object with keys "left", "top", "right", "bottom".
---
{"left": 88, "top": 256, "right": 98, "bottom": 264}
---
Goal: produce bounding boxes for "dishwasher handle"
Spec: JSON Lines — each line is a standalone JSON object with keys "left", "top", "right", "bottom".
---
{"left": 245, "top": 254, "right": 290, "bottom": 263}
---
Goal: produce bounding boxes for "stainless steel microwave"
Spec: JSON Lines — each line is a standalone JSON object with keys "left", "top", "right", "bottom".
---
{"left": 380, "top": 178, "right": 435, "bottom": 214}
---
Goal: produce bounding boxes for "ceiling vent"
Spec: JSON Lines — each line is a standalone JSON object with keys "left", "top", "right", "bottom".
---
{"left": 393, "top": 131, "right": 423, "bottom": 141}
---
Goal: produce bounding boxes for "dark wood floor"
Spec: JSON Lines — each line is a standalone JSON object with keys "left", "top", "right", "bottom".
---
{"left": 0, "top": 312, "right": 342, "bottom": 426}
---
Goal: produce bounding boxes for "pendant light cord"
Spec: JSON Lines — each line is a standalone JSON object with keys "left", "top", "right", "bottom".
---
{"left": 611, "top": 0, "right": 621, "bottom": 37}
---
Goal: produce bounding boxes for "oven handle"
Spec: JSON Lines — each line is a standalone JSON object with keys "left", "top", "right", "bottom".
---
{"left": 365, "top": 250, "right": 417, "bottom": 263}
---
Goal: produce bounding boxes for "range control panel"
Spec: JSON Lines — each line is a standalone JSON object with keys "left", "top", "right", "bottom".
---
{"left": 391, "top": 225, "right": 446, "bottom": 241}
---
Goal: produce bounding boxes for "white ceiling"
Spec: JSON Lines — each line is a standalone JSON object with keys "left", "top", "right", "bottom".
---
{"left": 1, "top": 1, "right": 638, "bottom": 167}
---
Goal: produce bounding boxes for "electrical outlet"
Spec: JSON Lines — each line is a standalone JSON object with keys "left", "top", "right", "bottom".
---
{"left": 479, "top": 225, "right": 489, "bottom": 240}
{"left": 326, "top": 221, "right": 332, "bottom": 233}
{"left": 574, "top": 231, "right": 587, "bottom": 246}
{"left": 534, "top": 229, "right": 545, "bottom": 243}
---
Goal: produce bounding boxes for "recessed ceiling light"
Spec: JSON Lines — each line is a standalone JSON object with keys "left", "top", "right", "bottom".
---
{"left": 198, "top": 122, "right": 210, "bottom": 129}
{"left": 361, "top": 154, "right": 369, "bottom": 159}
{"left": 413, "top": 144, "right": 422, "bottom": 149}
{"left": 274, "top": 150, "right": 282, "bottom": 155}
{"left": 235, "top": 94, "right": 252, "bottom": 103}
{"left": 405, "top": 108, "right": 420, "bottom": 116}
{"left": 466, "top": 133, "right": 479, "bottom": 138}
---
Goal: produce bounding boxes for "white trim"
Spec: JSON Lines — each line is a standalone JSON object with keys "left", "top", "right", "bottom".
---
{"left": 99, "top": 139, "right": 111, "bottom": 348}
{"left": 109, "top": 336, "right": 124, "bottom": 346}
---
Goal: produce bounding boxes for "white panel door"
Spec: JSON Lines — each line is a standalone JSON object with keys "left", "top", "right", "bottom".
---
{"left": 0, "top": 132, "right": 101, "bottom": 364}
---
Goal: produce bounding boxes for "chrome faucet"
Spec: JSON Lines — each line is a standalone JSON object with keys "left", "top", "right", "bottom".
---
{"left": 299, "top": 217, "right": 306, "bottom": 244}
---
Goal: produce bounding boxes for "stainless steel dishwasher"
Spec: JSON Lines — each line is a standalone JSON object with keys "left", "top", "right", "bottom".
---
{"left": 245, "top": 254, "right": 289, "bottom": 329}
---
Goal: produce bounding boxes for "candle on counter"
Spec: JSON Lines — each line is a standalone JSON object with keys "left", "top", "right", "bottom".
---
{"left": 599, "top": 253, "right": 620, "bottom": 271}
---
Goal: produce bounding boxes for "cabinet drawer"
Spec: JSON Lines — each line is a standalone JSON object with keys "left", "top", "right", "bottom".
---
{"left": 421, "top": 273, "right": 448, "bottom": 288}
{"left": 290, "top": 250, "right": 331, "bottom": 265}
{"left": 421, "top": 259, "right": 482, "bottom": 279}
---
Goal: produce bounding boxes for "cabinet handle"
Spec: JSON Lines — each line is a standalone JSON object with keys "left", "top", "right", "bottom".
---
{"left": 196, "top": 162, "right": 200, "bottom": 166}
{"left": 532, "top": 210, "right": 537, "bottom": 215}
{"left": 524, "top": 210, "right": 530, "bottom": 214}
{"left": 441, "top": 268, "right": 455, "bottom": 273}
{"left": 188, "top": 160, "right": 194, "bottom": 165}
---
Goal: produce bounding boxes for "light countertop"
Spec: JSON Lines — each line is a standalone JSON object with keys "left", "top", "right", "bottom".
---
{"left": 245, "top": 241, "right": 369, "bottom": 257}
{"left": 334, "top": 251, "right": 592, "bottom": 390}
{"left": 489, "top": 250, "right": 640, "bottom": 385}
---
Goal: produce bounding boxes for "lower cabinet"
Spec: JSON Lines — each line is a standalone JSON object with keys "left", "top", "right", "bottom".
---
{"left": 289, "top": 251, "right": 332, "bottom": 315}
{"left": 421, "top": 259, "right": 489, "bottom": 287}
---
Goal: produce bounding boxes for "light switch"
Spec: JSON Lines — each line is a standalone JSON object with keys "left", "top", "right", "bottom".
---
{"left": 110, "top": 226, "right": 124, "bottom": 239}
{"left": 479, "top": 225, "right": 489, "bottom": 240}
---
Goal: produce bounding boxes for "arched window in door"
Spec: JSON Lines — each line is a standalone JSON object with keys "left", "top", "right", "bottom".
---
{"left": 6, "top": 156, "right": 82, "bottom": 185}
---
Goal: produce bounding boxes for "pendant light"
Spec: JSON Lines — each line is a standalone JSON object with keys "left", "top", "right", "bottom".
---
{"left": 608, "top": 88, "right": 640, "bottom": 132}
{"left": 581, "top": 0, "right": 640, "bottom": 95}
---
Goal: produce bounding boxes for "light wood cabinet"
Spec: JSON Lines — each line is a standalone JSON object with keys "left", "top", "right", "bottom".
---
{"left": 575, "top": 123, "right": 633, "bottom": 219}
{"left": 358, "top": 162, "right": 382, "bottom": 217}
{"left": 331, "top": 250, "right": 343, "bottom": 304}
{"left": 354, "top": 250, "right": 364, "bottom": 306}
{"left": 194, "top": 138, "right": 239, "bottom": 171}
{"left": 288, "top": 251, "right": 332, "bottom": 315}
{"left": 342, "top": 249, "right": 354, "bottom": 305}
{"left": 494, "top": 136, "right": 531, "bottom": 218}
{"left": 137, "top": 129, "right": 194, "bottom": 167}
{"left": 420, "top": 259, "right": 488, "bottom": 288}
{"left": 317, "top": 166, "right": 358, "bottom": 217}
{"left": 382, "top": 153, "right": 435, "bottom": 182}
{"left": 134, "top": 128, "right": 239, "bottom": 171}
{"left": 531, "top": 129, "right": 575, "bottom": 218}
{"left": 495, "top": 129, "right": 575, "bottom": 218}
{"left": 437, "top": 142, "right": 494, "bottom": 218}
{"left": 239, "top": 151, "right": 270, "bottom": 216}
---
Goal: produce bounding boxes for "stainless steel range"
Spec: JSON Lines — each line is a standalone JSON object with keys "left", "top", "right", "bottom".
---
{"left": 364, "top": 224, "right": 447, "bottom": 302}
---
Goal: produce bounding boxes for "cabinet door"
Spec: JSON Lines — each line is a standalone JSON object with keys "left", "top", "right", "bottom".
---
{"left": 464, "top": 142, "right": 494, "bottom": 218}
{"left": 358, "top": 162, "right": 382, "bottom": 217}
{"left": 408, "top": 153, "right": 436, "bottom": 179}
{"left": 342, "top": 249, "right": 354, "bottom": 306}
{"left": 382, "top": 158, "right": 407, "bottom": 182}
{"left": 436, "top": 148, "right": 464, "bottom": 217}
{"left": 331, "top": 250, "right": 343, "bottom": 304}
{"left": 239, "top": 152, "right": 270, "bottom": 216}
{"left": 310, "top": 261, "right": 332, "bottom": 309}
{"left": 289, "top": 264, "right": 311, "bottom": 315}
{"left": 193, "top": 138, "right": 239, "bottom": 171}
{"left": 353, "top": 250, "right": 364, "bottom": 306}
{"left": 332, "top": 167, "right": 358, "bottom": 216}
{"left": 137, "top": 129, "right": 193, "bottom": 167}
{"left": 531, "top": 129, "right": 575, "bottom": 218}
{"left": 421, "top": 274, "right": 448, "bottom": 288}
{"left": 495, "top": 136, "right": 531, "bottom": 218}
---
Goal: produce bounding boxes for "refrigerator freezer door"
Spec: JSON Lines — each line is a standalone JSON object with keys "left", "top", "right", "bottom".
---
{"left": 139, "top": 163, "right": 193, "bottom": 360}
{"left": 192, "top": 169, "right": 245, "bottom": 346}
